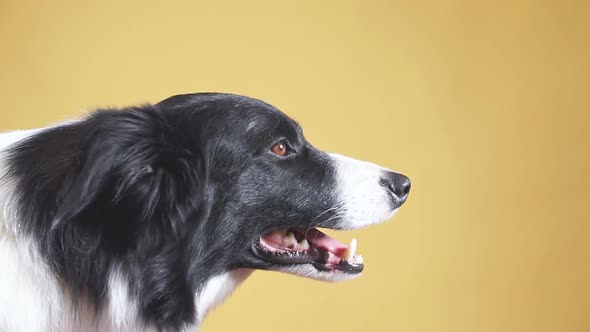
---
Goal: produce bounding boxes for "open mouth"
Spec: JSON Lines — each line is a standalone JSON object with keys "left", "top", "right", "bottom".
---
{"left": 253, "top": 227, "right": 364, "bottom": 274}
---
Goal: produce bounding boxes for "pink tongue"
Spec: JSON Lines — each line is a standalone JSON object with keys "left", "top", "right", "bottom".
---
{"left": 305, "top": 228, "right": 348, "bottom": 255}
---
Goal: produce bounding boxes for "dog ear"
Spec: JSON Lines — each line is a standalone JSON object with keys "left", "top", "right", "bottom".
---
{"left": 50, "top": 145, "right": 120, "bottom": 230}
{"left": 51, "top": 109, "right": 204, "bottom": 232}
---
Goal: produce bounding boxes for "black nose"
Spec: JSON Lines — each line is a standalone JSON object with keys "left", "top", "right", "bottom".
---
{"left": 381, "top": 171, "right": 411, "bottom": 206}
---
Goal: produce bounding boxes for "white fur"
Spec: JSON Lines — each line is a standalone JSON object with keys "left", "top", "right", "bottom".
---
{"left": 329, "top": 153, "right": 398, "bottom": 229}
{"left": 0, "top": 129, "right": 63, "bottom": 332}
{"left": 196, "top": 269, "right": 253, "bottom": 323}
{"left": 0, "top": 229, "right": 63, "bottom": 331}
{"left": 276, "top": 265, "right": 362, "bottom": 282}
{"left": 106, "top": 267, "right": 151, "bottom": 331}
{"left": 246, "top": 121, "right": 258, "bottom": 131}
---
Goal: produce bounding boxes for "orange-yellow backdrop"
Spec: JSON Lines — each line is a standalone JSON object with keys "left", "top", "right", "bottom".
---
{"left": 1, "top": 1, "right": 589, "bottom": 332}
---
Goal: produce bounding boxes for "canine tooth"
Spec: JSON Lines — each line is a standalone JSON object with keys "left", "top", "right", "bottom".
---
{"left": 345, "top": 238, "right": 357, "bottom": 260}
{"left": 285, "top": 231, "right": 297, "bottom": 247}
{"left": 299, "top": 239, "right": 310, "bottom": 250}
{"left": 355, "top": 255, "right": 364, "bottom": 264}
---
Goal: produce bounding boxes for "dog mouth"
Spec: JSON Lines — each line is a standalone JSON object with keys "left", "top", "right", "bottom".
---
{"left": 253, "top": 227, "right": 364, "bottom": 274}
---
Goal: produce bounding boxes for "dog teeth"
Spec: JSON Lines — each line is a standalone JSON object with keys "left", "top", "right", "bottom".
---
{"left": 284, "top": 231, "right": 298, "bottom": 248}
{"left": 349, "top": 238, "right": 357, "bottom": 259}
{"left": 298, "top": 239, "right": 310, "bottom": 250}
{"left": 354, "top": 255, "right": 364, "bottom": 265}
{"left": 343, "top": 238, "right": 357, "bottom": 261}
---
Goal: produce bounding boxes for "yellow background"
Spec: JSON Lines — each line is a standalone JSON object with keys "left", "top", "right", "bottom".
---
{"left": 1, "top": 1, "right": 589, "bottom": 331}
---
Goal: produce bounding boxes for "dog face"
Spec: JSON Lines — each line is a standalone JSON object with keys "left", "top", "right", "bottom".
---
{"left": 157, "top": 93, "right": 411, "bottom": 282}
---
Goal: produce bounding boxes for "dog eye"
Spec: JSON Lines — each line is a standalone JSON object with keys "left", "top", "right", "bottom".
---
{"left": 271, "top": 141, "right": 290, "bottom": 156}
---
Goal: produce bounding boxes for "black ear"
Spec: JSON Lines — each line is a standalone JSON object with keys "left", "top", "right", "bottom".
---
{"left": 51, "top": 108, "right": 204, "bottom": 232}
{"left": 50, "top": 147, "right": 119, "bottom": 230}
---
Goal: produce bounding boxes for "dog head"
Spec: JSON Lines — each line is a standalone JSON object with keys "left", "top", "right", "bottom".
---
{"left": 153, "top": 93, "right": 411, "bottom": 281}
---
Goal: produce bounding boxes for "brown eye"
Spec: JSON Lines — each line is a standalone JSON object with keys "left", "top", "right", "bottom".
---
{"left": 271, "top": 141, "right": 288, "bottom": 156}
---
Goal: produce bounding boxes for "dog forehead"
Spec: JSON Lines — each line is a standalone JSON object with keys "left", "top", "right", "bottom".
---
{"left": 157, "top": 92, "right": 303, "bottom": 143}
{"left": 218, "top": 101, "right": 302, "bottom": 143}
{"left": 242, "top": 108, "right": 299, "bottom": 135}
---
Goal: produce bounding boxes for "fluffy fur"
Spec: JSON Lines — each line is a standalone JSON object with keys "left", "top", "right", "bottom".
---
{"left": 0, "top": 93, "right": 410, "bottom": 331}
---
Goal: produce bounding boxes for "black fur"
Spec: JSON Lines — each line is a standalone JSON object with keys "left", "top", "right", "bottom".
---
{"left": 5, "top": 93, "right": 342, "bottom": 330}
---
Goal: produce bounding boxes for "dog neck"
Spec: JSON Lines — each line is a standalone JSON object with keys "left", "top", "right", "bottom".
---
{"left": 196, "top": 269, "right": 253, "bottom": 324}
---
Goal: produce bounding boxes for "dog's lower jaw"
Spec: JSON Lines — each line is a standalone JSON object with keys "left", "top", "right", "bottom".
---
{"left": 195, "top": 268, "right": 253, "bottom": 326}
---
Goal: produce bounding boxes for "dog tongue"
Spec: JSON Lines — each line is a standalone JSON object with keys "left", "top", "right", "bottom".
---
{"left": 305, "top": 228, "right": 348, "bottom": 256}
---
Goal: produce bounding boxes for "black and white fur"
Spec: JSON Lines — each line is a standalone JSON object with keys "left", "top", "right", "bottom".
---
{"left": 0, "top": 93, "right": 410, "bottom": 331}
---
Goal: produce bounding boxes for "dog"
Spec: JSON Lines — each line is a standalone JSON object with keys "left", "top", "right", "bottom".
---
{"left": 0, "top": 93, "right": 410, "bottom": 331}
